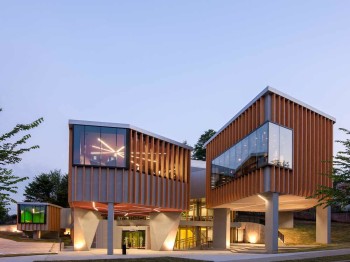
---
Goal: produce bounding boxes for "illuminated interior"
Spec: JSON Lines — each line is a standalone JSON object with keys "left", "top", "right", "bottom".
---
{"left": 18, "top": 204, "right": 46, "bottom": 224}
{"left": 73, "top": 125, "right": 128, "bottom": 167}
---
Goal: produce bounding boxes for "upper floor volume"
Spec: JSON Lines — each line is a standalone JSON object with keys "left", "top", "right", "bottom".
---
{"left": 68, "top": 120, "right": 192, "bottom": 213}
{"left": 204, "top": 86, "right": 336, "bottom": 209}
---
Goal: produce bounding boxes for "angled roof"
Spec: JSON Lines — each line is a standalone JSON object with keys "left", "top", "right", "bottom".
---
{"left": 69, "top": 119, "right": 193, "bottom": 150}
{"left": 204, "top": 86, "right": 336, "bottom": 147}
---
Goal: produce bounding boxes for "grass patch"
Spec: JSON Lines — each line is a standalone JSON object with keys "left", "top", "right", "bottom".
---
{"left": 279, "top": 254, "right": 350, "bottom": 261}
{"left": 34, "top": 257, "right": 210, "bottom": 262}
{"left": 279, "top": 220, "right": 350, "bottom": 249}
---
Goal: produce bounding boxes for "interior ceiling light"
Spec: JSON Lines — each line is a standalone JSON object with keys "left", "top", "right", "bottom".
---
{"left": 91, "top": 138, "right": 125, "bottom": 158}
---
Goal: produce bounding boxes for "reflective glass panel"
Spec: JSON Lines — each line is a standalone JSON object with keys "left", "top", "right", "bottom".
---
{"left": 268, "top": 123, "right": 280, "bottom": 165}
{"left": 72, "top": 125, "right": 129, "bottom": 168}
{"left": 73, "top": 125, "right": 84, "bottom": 165}
{"left": 18, "top": 205, "right": 46, "bottom": 224}
{"left": 279, "top": 126, "right": 293, "bottom": 168}
{"left": 85, "top": 126, "right": 101, "bottom": 166}
{"left": 100, "top": 127, "right": 117, "bottom": 167}
{"left": 210, "top": 121, "right": 292, "bottom": 189}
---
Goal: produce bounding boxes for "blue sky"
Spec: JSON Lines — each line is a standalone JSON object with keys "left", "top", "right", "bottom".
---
{"left": 1, "top": 1, "right": 350, "bottom": 212}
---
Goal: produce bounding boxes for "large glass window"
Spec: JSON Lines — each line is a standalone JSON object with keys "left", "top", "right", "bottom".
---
{"left": 18, "top": 204, "right": 46, "bottom": 224}
{"left": 211, "top": 122, "right": 293, "bottom": 189}
{"left": 269, "top": 123, "right": 293, "bottom": 168}
{"left": 73, "top": 125, "right": 129, "bottom": 168}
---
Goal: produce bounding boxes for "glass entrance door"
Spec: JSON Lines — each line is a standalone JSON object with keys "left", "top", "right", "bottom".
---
{"left": 122, "top": 230, "right": 146, "bottom": 249}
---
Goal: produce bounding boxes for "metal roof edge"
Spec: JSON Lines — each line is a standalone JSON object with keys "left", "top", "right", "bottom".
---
{"left": 204, "top": 86, "right": 336, "bottom": 148}
{"left": 17, "top": 202, "right": 63, "bottom": 208}
{"left": 68, "top": 119, "right": 193, "bottom": 150}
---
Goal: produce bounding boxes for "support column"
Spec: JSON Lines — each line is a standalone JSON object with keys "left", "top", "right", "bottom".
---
{"left": 150, "top": 212, "right": 181, "bottom": 251}
{"left": 316, "top": 205, "right": 331, "bottom": 244}
{"left": 264, "top": 192, "right": 279, "bottom": 253}
{"left": 33, "top": 230, "right": 41, "bottom": 240}
{"left": 279, "top": 212, "right": 294, "bottom": 228}
{"left": 107, "top": 202, "right": 114, "bottom": 255}
{"left": 73, "top": 208, "right": 101, "bottom": 251}
{"left": 213, "top": 208, "right": 230, "bottom": 249}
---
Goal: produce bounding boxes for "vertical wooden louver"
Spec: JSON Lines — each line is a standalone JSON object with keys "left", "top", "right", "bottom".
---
{"left": 68, "top": 122, "right": 191, "bottom": 212}
{"left": 206, "top": 91, "right": 334, "bottom": 208}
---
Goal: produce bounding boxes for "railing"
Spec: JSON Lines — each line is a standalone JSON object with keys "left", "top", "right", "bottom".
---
{"left": 174, "top": 236, "right": 212, "bottom": 250}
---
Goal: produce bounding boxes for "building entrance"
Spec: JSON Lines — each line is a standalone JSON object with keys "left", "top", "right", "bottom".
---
{"left": 122, "top": 230, "right": 145, "bottom": 249}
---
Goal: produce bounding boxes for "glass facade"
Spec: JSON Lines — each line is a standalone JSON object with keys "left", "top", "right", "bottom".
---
{"left": 18, "top": 204, "right": 46, "bottom": 224}
{"left": 73, "top": 125, "right": 129, "bottom": 168}
{"left": 122, "top": 230, "right": 146, "bottom": 249}
{"left": 211, "top": 122, "right": 293, "bottom": 189}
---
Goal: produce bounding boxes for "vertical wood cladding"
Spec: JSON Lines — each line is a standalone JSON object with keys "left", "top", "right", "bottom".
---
{"left": 17, "top": 205, "right": 61, "bottom": 232}
{"left": 69, "top": 127, "right": 191, "bottom": 211}
{"left": 206, "top": 93, "right": 334, "bottom": 208}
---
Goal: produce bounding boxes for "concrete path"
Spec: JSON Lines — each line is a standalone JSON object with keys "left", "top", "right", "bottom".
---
{"left": 0, "top": 238, "right": 58, "bottom": 256}
{"left": 0, "top": 238, "right": 349, "bottom": 262}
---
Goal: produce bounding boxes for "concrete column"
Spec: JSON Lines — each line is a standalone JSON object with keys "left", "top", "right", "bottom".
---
{"left": 107, "top": 202, "right": 114, "bottom": 255}
{"left": 264, "top": 192, "right": 279, "bottom": 253}
{"left": 213, "top": 208, "right": 230, "bottom": 249}
{"left": 150, "top": 212, "right": 181, "bottom": 251}
{"left": 33, "top": 230, "right": 41, "bottom": 240}
{"left": 316, "top": 205, "right": 331, "bottom": 244}
{"left": 73, "top": 208, "right": 101, "bottom": 251}
{"left": 279, "top": 212, "right": 294, "bottom": 228}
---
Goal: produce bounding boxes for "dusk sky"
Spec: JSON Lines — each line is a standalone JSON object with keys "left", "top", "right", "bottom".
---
{"left": 1, "top": 1, "right": 350, "bottom": 212}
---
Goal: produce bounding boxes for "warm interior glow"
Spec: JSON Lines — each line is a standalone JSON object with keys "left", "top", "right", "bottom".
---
{"left": 64, "top": 228, "right": 71, "bottom": 235}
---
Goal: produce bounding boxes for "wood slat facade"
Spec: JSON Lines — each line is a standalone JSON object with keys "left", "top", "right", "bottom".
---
{"left": 205, "top": 89, "right": 334, "bottom": 208}
{"left": 68, "top": 122, "right": 192, "bottom": 213}
{"left": 17, "top": 204, "right": 62, "bottom": 232}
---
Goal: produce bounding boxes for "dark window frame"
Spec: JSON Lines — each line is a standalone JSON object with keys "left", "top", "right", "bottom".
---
{"left": 18, "top": 204, "right": 47, "bottom": 224}
{"left": 72, "top": 125, "right": 130, "bottom": 169}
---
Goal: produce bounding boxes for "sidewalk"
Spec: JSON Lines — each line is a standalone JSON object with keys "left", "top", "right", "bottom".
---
{"left": 0, "top": 238, "right": 350, "bottom": 262}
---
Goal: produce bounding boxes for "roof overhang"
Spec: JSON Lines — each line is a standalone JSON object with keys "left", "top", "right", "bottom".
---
{"left": 69, "top": 119, "right": 193, "bottom": 150}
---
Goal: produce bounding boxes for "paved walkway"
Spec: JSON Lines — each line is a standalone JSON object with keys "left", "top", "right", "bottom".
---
{"left": 0, "top": 238, "right": 350, "bottom": 262}
{"left": 0, "top": 238, "right": 59, "bottom": 256}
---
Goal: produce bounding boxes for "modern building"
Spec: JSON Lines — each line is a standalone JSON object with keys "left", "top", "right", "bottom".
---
{"left": 68, "top": 120, "right": 192, "bottom": 253}
{"left": 204, "top": 86, "right": 335, "bottom": 252}
{"left": 16, "top": 87, "right": 336, "bottom": 254}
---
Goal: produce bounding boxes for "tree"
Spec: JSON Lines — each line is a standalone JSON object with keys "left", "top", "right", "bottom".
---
{"left": 311, "top": 128, "right": 350, "bottom": 208}
{"left": 0, "top": 108, "right": 43, "bottom": 205}
{"left": 24, "top": 169, "right": 69, "bottom": 207}
{"left": 192, "top": 129, "right": 216, "bottom": 161}
{"left": 0, "top": 196, "right": 9, "bottom": 224}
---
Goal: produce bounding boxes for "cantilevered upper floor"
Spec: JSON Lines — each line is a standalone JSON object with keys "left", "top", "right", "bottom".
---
{"left": 204, "top": 87, "right": 336, "bottom": 210}
{"left": 68, "top": 120, "right": 192, "bottom": 216}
